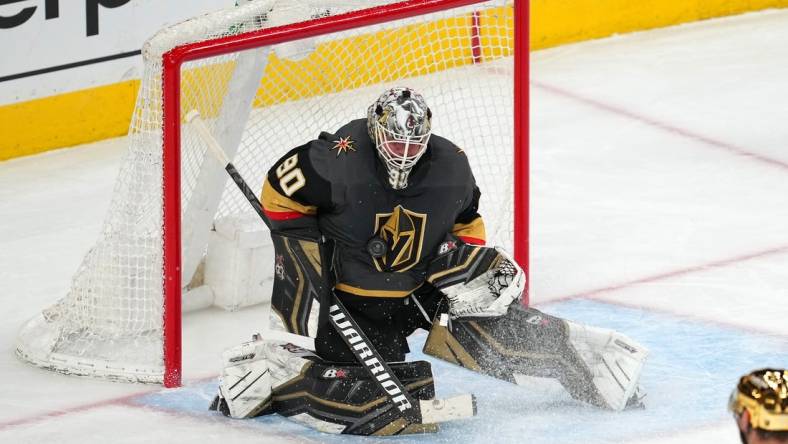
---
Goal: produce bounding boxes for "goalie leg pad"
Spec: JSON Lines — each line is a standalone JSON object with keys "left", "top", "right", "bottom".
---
{"left": 269, "top": 229, "right": 328, "bottom": 338}
{"left": 564, "top": 319, "right": 648, "bottom": 411}
{"left": 273, "top": 356, "right": 438, "bottom": 435}
{"left": 423, "top": 305, "right": 648, "bottom": 411}
{"left": 212, "top": 338, "right": 439, "bottom": 435}
{"left": 213, "top": 339, "right": 275, "bottom": 419}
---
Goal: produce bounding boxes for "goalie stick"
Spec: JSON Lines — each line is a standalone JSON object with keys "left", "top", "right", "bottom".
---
{"left": 187, "top": 110, "right": 475, "bottom": 426}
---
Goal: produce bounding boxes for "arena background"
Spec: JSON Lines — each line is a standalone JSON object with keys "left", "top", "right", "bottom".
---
{"left": 1, "top": 0, "right": 788, "bottom": 161}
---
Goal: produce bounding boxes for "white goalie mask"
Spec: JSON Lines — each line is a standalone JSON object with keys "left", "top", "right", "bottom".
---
{"left": 367, "top": 87, "right": 432, "bottom": 189}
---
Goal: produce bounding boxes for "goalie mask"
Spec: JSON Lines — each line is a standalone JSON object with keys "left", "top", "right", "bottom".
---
{"left": 367, "top": 87, "right": 432, "bottom": 190}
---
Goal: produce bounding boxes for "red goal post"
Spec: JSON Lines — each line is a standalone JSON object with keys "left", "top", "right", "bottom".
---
{"left": 162, "top": 0, "right": 528, "bottom": 387}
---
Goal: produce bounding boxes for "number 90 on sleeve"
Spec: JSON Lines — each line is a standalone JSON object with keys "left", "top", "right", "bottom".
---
{"left": 275, "top": 154, "right": 306, "bottom": 196}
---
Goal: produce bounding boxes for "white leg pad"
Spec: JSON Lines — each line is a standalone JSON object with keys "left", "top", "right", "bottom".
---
{"left": 218, "top": 340, "right": 273, "bottom": 418}
{"left": 566, "top": 322, "right": 649, "bottom": 411}
{"left": 218, "top": 336, "right": 317, "bottom": 419}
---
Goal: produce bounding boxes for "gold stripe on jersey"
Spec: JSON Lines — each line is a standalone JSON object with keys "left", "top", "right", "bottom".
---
{"left": 335, "top": 282, "right": 420, "bottom": 298}
{"left": 261, "top": 177, "right": 317, "bottom": 216}
{"left": 451, "top": 217, "right": 486, "bottom": 243}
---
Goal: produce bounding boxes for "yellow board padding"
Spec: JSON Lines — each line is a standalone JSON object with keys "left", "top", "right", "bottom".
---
{"left": 480, "top": 5, "right": 515, "bottom": 60}
{"left": 5, "top": 0, "right": 788, "bottom": 161}
{"left": 253, "top": 13, "right": 487, "bottom": 108}
{"left": 531, "top": 0, "right": 788, "bottom": 49}
{"left": 0, "top": 80, "right": 138, "bottom": 161}
{"left": 180, "top": 10, "right": 513, "bottom": 121}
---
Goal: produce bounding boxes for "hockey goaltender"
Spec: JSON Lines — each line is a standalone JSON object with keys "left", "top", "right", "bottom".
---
{"left": 208, "top": 87, "right": 649, "bottom": 435}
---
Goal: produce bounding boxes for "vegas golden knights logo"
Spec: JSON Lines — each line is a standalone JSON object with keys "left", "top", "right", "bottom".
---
{"left": 373, "top": 205, "right": 427, "bottom": 272}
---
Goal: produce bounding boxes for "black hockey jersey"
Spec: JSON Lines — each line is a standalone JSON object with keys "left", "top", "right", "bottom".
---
{"left": 262, "top": 118, "right": 485, "bottom": 298}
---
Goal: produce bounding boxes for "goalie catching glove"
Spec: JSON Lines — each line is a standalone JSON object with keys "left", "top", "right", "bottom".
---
{"left": 426, "top": 236, "right": 526, "bottom": 319}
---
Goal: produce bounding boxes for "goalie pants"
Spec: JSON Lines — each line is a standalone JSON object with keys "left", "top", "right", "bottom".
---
{"left": 315, "top": 285, "right": 444, "bottom": 363}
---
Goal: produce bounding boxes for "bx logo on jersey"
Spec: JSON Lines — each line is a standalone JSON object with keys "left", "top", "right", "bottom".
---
{"left": 321, "top": 368, "right": 348, "bottom": 379}
{"left": 372, "top": 205, "right": 427, "bottom": 273}
{"left": 438, "top": 240, "right": 457, "bottom": 255}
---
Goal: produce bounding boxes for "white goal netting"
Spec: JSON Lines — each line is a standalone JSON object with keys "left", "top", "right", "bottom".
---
{"left": 16, "top": 0, "right": 518, "bottom": 383}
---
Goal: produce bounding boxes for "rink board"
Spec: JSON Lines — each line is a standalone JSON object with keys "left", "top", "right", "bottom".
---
{"left": 130, "top": 299, "right": 788, "bottom": 443}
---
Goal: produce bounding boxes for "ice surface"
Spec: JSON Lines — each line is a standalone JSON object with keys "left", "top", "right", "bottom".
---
{"left": 2, "top": 9, "right": 788, "bottom": 443}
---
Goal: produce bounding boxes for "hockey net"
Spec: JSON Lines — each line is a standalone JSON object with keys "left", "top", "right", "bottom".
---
{"left": 16, "top": 0, "right": 526, "bottom": 386}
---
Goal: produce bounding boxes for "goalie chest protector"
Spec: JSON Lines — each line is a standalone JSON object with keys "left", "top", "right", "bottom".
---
{"left": 268, "top": 118, "right": 478, "bottom": 298}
